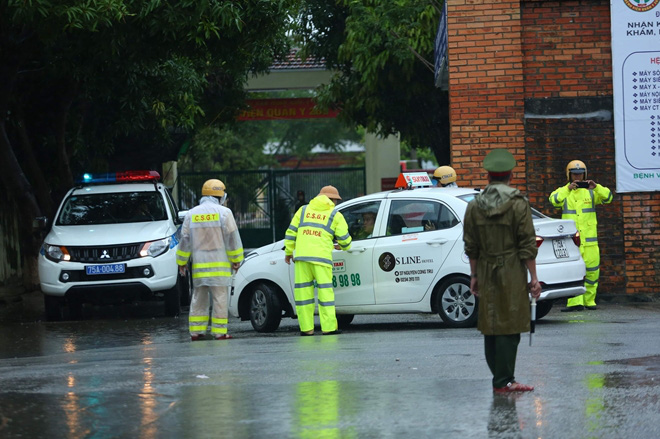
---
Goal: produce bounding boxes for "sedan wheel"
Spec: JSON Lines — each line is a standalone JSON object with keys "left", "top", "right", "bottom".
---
{"left": 250, "top": 283, "right": 282, "bottom": 333}
{"left": 436, "top": 276, "right": 478, "bottom": 328}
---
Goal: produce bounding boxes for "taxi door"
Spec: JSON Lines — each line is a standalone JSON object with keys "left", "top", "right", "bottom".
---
{"left": 331, "top": 200, "right": 383, "bottom": 306}
{"left": 372, "top": 199, "right": 460, "bottom": 304}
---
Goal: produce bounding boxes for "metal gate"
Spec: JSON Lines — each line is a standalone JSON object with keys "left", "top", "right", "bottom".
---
{"left": 176, "top": 167, "right": 366, "bottom": 249}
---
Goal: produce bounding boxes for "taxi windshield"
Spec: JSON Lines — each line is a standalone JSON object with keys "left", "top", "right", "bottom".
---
{"left": 57, "top": 191, "right": 168, "bottom": 225}
{"left": 457, "top": 194, "right": 546, "bottom": 219}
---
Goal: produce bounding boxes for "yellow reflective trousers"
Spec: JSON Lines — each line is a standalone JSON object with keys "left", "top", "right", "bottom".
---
{"left": 294, "top": 261, "right": 337, "bottom": 333}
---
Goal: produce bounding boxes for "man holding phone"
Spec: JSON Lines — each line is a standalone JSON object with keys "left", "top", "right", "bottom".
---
{"left": 549, "top": 160, "right": 613, "bottom": 312}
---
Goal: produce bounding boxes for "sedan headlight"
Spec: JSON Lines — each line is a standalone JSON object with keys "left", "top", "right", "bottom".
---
{"left": 44, "top": 244, "right": 71, "bottom": 262}
{"left": 139, "top": 237, "right": 171, "bottom": 258}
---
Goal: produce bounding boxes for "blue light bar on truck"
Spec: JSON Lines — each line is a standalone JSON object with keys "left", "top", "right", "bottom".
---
{"left": 77, "top": 170, "right": 161, "bottom": 184}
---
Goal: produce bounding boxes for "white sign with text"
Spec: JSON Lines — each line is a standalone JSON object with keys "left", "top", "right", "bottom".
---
{"left": 612, "top": 0, "right": 660, "bottom": 192}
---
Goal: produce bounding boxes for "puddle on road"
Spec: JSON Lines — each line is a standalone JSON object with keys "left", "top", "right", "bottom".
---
{"left": 605, "top": 355, "right": 660, "bottom": 368}
{"left": 0, "top": 318, "right": 187, "bottom": 359}
{"left": 602, "top": 355, "right": 660, "bottom": 388}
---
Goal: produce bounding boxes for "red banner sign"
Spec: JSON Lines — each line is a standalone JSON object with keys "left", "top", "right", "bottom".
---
{"left": 237, "top": 98, "right": 340, "bottom": 121}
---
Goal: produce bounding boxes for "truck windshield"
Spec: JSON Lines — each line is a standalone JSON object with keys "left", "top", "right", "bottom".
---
{"left": 57, "top": 192, "right": 168, "bottom": 225}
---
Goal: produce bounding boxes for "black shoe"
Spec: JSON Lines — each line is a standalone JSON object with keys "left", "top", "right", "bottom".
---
{"left": 322, "top": 330, "right": 342, "bottom": 335}
{"left": 300, "top": 331, "right": 314, "bottom": 336}
{"left": 560, "top": 305, "right": 585, "bottom": 312}
{"left": 585, "top": 305, "right": 598, "bottom": 310}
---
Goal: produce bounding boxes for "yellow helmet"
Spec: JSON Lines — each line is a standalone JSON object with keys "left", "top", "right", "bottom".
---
{"left": 433, "top": 166, "right": 457, "bottom": 185}
{"left": 565, "top": 160, "right": 587, "bottom": 181}
{"left": 201, "top": 179, "right": 226, "bottom": 197}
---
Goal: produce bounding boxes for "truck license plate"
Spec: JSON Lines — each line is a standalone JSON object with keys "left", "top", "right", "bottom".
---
{"left": 552, "top": 239, "right": 569, "bottom": 259}
{"left": 85, "top": 263, "right": 126, "bottom": 275}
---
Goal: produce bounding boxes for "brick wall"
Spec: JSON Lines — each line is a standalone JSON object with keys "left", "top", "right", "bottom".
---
{"left": 522, "top": 0, "right": 612, "bottom": 98}
{"left": 621, "top": 194, "right": 660, "bottom": 294}
{"left": 447, "top": 0, "right": 526, "bottom": 188}
{"left": 447, "top": 0, "right": 660, "bottom": 295}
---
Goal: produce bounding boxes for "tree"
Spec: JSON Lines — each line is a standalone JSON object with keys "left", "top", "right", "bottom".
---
{"left": 294, "top": 0, "right": 450, "bottom": 165}
{"left": 0, "top": 1, "right": 296, "bottom": 270}
{"left": 179, "top": 88, "right": 363, "bottom": 172}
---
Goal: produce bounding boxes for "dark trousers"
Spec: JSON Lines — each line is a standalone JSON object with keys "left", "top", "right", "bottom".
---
{"left": 484, "top": 334, "right": 521, "bottom": 388}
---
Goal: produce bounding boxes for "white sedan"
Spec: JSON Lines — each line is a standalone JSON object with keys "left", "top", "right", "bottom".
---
{"left": 230, "top": 187, "right": 586, "bottom": 332}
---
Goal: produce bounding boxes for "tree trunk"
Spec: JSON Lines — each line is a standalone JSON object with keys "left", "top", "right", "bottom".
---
{"left": 15, "top": 109, "right": 55, "bottom": 218}
{"left": 0, "top": 123, "right": 43, "bottom": 223}
{"left": 55, "top": 89, "right": 75, "bottom": 190}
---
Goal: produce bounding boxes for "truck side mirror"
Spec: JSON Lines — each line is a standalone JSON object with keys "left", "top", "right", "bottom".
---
{"left": 177, "top": 210, "right": 189, "bottom": 224}
{"left": 33, "top": 216, "right": 49, "bottom": 231}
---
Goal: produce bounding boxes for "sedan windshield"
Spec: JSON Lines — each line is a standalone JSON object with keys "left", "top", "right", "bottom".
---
{"left": 57, "top": 192, "right": 168, "bottom": 225}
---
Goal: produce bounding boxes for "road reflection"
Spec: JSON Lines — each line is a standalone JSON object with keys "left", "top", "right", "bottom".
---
{"left": 139, "top": 356, "right": 157, "bottom": 439}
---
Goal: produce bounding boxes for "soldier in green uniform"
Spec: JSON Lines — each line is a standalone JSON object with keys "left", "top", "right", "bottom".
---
{"left": 463, "top": 149, "right": 542, "bottom": 393}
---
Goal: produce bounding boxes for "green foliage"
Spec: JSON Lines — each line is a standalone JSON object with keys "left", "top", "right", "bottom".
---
{"left": 178, "top": 117, "right": 362, "bottom": 172}
{"left": 294, "top": 0, "right": 450, "bottom": 164}
{"left": 178, "top": 124, "right": 277, "bottom": 172}
{"left": 1, "top": 0, "right": 296, "bottom": 190}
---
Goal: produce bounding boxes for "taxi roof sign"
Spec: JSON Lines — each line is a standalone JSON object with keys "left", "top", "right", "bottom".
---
{"left": 395, "top": 172, "right": 433, "bottom": 189}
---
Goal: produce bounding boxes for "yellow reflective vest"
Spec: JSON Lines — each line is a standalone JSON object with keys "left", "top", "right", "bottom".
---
{"left": 176, "top": 196, "right": 244, "bottom": 286}
{"left": 285, "top": 195, "right": 352, "bottom": 267}
{"left": 549, "top": 184, "right": 613, "bottom": 247}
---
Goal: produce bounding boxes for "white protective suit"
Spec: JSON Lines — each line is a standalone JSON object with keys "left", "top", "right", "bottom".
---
{"left": 176, "top": 196, "right": 244, "bottom": 338}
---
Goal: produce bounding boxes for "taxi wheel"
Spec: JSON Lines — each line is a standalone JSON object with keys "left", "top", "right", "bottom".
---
{"left": 435, "top": 276, "right": 478, "bottom": 328}
{"left": 250, "top": 283, "right": 282, "bottom": 333}
{"left": 535, "top": 300, "right": 553, "bottom": 320}
{"left": 337, "top": 314, "right": 355, "bottom": 329}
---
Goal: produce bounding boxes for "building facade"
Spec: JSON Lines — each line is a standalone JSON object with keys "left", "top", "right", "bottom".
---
{"left": 447, "top": 0, "right": 655, "bottom": 295}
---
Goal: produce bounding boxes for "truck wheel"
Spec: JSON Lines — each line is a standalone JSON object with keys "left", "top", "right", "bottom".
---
{"left": 249, "top": 283, "right": 282, "bottom": 332}
{"left": 179, "top": 269, "right": 192, "bottom": 307}
{"left": 164, "top": 276, "right": 182, "bottom": 317}
{"left": 44, "top": 295, "right": 63, "bottom": 321}
{"left": 67, "top": 298, "right": 83, "bottom": 320}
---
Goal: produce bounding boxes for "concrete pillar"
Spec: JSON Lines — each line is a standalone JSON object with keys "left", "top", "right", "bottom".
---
{"left": 365, "top": 132, "right": 401, "bottom": 195}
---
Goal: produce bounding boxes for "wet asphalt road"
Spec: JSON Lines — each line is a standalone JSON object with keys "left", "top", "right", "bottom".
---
{"left": 0, "top": 295, "right": 659, "bottom": 439}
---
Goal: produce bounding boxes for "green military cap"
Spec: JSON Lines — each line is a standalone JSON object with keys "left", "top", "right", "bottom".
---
{"left": 483, "top": 148, "right": 516, "bottom": 173}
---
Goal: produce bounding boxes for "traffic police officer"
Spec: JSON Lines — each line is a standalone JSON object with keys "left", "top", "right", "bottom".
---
{"left": 433, "top": 165, "right": 458, "bottom": 187}
{"left": 550, "top": 160, "right": 613, "bottom": 312}
{"left": 177, "top": 179, "right": 244, "bottom": 340}
{"left": 284, "top": 185, "right": 352, "bottom": 335}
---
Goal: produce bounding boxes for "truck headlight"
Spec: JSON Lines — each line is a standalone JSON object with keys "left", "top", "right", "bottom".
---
{"left": 44, "top": 244, "right": 71, "bottom": 262}
{"left": 139, "top": 237, "right": 171, "bottom": 258}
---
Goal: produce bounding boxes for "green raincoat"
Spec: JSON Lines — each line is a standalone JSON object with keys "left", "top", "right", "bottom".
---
{"left": 463, "top": 181, "right": 538, "bottom": 335}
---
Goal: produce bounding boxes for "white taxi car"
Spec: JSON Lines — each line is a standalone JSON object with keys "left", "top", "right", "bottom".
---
{"left": 38, "top": 171, "right": 190, "bottom": 320}
{"left": 230, "top": 184, "right": 586, "bottom": 332}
